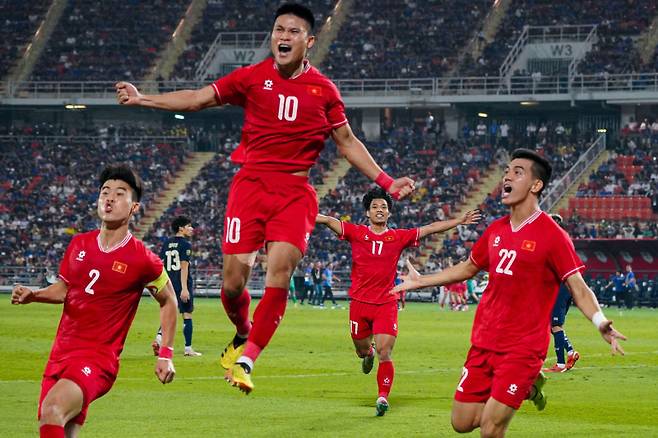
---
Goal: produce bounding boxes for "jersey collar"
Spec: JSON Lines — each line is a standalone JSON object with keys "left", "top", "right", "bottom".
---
{"left": 510, "top": 210, "right": 542, "bottom": 233}
{"left": 272, "top": 58, "right": 311, "bottom": 80}
{"left": 97, "top": 231, "right": 133, "bottom": 253}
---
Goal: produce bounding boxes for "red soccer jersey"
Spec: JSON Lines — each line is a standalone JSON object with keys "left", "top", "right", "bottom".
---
{"left": 340, "top": 222, "right": 420, "bottom": 304}
{"left": 51, "top": 230, "right": 165, "bottom": 369}
{"left": 212, "top": 58, "right": 348, "bottom": 173}
{"left": 469, "top": 211, "right": 585, "bottom": 356}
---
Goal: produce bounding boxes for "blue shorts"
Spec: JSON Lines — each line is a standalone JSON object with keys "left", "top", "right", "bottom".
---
{"left": 176, "top": 290, "right": 194, "bottom": 314}
{"left": 551, "top": 288, "right": 572, "bottom": 327}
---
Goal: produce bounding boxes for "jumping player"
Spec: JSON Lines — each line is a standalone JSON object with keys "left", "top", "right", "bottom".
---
{"left": 153, "top": 216, "right": 202, "bottom": 357}
{"left": 316, "top": 187, "right": 481, "bottom": 416}
{"left": 393, "top": 149, "right": 626, "bottom": 437}
{"left": 115, "top": 3, "right": 414, "bottom": 394}
{"left": 11, "top": 164, "right": 177, "bottom": 438}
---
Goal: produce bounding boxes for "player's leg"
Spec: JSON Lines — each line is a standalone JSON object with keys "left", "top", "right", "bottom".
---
{"left": 219, "top": 253, "right": 255, "bottom": 369}
{"left": 182, "top": 306, "right": 202, "bottom": 356}
{"left": 64, "top": 422, "right": 81, "bottom": 438}
{"left": 39, "top": 379, "right": 84, "bottom": 437}
{"left": 350, "top": 300, "right": 375, "bottom": 374}
{"left": 452, "top": 346, "right": 494, "bottom": 432}
{"left": 372, "top": 302, "right": 399, "bottom": 416}
{"left": 546, "top": 300, "right": 567, "bottom": 372}
{"left": 478, "top": 398, "right": 517, "bottom": 438}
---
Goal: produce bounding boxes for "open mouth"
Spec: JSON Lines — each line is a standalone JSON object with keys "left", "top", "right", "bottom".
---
{"left": 104, "top": 204, "right": 113, "bottom": 213}
{"left": 278, "top": 44, "right": 292, "bottom": 53}
{"left": 502, "top": 184, "right": 512, "bottom": 197}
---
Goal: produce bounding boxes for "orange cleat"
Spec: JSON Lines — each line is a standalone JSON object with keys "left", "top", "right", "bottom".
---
{"left": 543, "top": 363, "right": 567, "bottom": 373}
{"left": 566, "top": 351, "right": 580, "bottom": 370}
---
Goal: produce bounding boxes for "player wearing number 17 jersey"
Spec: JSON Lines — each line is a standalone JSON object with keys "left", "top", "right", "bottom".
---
{"left": 11, "top": 165, "right": 178, "bottom": 438}
{"left": 116, "top": 3, "right": 415, "bottom": 395}
{"left": 316, "top": 187, "right": 481, "bottom": 416}
{"left": 393, "top": 149, "right": 626, "bottom": 437}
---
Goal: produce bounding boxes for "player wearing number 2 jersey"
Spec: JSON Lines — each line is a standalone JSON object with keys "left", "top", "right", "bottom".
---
{"left": 11, "top": 165, "right": 178, "bottom": 438}
{"left": 316, "top": 187, "right": 481, "bottom": 416}
{"left": 116, "top": 3, "right": 415, "bottom": 395}
{"left": 393, "top": 149, "right": 626, "bottom": 437}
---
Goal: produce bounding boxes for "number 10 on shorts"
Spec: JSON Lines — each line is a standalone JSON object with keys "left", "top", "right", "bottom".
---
{"left": 225, "top": 217, "right": 241, "bottom": 243}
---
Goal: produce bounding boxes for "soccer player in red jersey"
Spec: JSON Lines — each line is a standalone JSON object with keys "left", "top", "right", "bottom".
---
{"left": 316, "top": 187, "right": 481, "bottom": 416}
{"left": 11, "top": 164, "right": 177, "bottom": 438}
{"left": 115, "top": 3, "right": 414, "bottom": 394}
{"left": 393, "top": 149, "right": 626, "bottom": 437}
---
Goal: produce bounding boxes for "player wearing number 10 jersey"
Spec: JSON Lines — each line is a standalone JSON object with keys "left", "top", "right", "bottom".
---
{"left": 116, "top": 3, "right": 415, "bottom": 395}
{"left": 11, "top": 165, "right": 178, "bottom": 438}
{"left": 393, "top": 149, "right": 626, "bottom": 437}
{"left": 316, "top": 187, "right": 481, "bottom": 416}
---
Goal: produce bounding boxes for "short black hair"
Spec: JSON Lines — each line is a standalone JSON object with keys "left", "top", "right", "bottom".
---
{"left": 99, "top": 164, "right": 143, "bottom": 201}
{"left": 275, "top": 3, "right": 315, "bottom": 32}
{"left": 511, "top": 148, "right": 552, "bottom": 197}
{"left": 363, "top": 187, "right": 393, "bottom": 212}
{"left": 171, "top": 215, "right": 192, "bottom": 234}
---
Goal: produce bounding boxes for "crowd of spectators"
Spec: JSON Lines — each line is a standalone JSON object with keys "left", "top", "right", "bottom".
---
{"left": 324, "top": 0, "right": 490, "bottom": 79}
{"left": 0, "top": 0, "right": 50, "bottom": 78}
{"left": 173, "top": 0, "right": 336, "bottom": 80}
{"left": 460, "top": 0, "right": 655, "bottom": 78}
{"left": 0, "top": 125, "right": 189, "bottom": 269}
{"left": 31, "top": 0, "right": 188, "bottom": 81}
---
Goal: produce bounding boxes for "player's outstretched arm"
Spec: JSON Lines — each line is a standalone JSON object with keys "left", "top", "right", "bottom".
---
{"left": 316, "top": 214, "right": 342, "bottom": 236}
{"left": 391, "top": 259, "right": 480, "bottom": 293}
{"left": 115, "top": 82, "right": 218, "bottom": 112}
{"left": 11, "top": 281, "right": 68, "bottom": 305}
{"left": 150, "top": 280, "right": 177, "bottom": 384}
{"left": 418, "top": 209, "right": 482, "bottom": 239}
{"left": 331, "top": 124, "right": 414, "bottom": 200}
{"left": 565, "top": 272, "right": 627, "bottom": 355}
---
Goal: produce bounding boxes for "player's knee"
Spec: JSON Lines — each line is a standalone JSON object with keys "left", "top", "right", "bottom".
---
{"left": 451, "top": 416, "right": 476, "bottom": 434}
{"left": 551, "top": 325, "right": 563, "bottom": 333}
{"left": 40, "top": 400, "right": 67, "bottom": 425}
{"left": 376, "top": 346, "right": 392, "bottom": 361}
{"left": 356, "top": 347, "right": 369, "bottom": 358}
{"left": 479, "top": 419, "right": 506, "bottom": 438}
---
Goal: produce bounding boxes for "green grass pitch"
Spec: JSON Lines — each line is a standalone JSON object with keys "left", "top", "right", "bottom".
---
{"left": 2, "top": 298, "right": 657, "bottom": 437}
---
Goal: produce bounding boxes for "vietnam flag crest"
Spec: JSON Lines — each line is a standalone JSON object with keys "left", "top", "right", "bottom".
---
{"left": 112, "top": 261, "right": 128, "bottom": 274}
{"left": 521, "top": 240, "right": 536, "bottom": 252}
{"left": 307, "top": 85, "right": 323, "bottom": 96}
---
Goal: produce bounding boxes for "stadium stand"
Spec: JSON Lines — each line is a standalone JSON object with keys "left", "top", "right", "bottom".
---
{"left": 323, "top": 0, "right": 491, "bottom": 79}
{"left": 0, "top": 0, "right": 51, "bottom": 78}
{"left": 31, "top": 0, "right": 189, "bottom": 80}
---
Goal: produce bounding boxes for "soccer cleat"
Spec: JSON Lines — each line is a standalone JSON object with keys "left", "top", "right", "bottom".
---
{"left": 542, "top": 363, "right": 567, "bottom": 373}
{"left": 566, "top": 351, "right": 580, "bottom": 370}
{"left": 151, "top": 340, "right": 160, "bottom": 357}
{"left": 362, "top": 346, "right": 375, "bottom": 375}
{"left": 528, "top": 371, "right": 547, "bottom": 411}
{"left": 224, "top": 363, "right": 254, "bottom": 394}
{"left": 375, "top": 396, "right": 389, "bottom": 417}
{"left": 220, "top": 333, "right": 247, "bottom": 370}
{"left": 184, "top": 349, "right": 203, "bottom": 357}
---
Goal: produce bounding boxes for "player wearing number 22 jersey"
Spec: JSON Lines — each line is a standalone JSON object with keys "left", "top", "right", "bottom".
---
{"left": 316, "top": 187, "right": 481, "bottom": 416}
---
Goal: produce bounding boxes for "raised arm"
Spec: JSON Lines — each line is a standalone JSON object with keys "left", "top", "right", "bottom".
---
{"left": 418, "top": 209, "right": 482, "bottom": 239}
{"left": 391, "top": 259, "right": 480, "bottom": 293}
{"left": 11, "top": 280, "right": 68, "bottom": 305}
{"left": 331, "top": 123, "right": 414, "bottom": 199}
{"left": 564, "top": 272, "right": 626, "bottom": 355}
{"left": 150, "top": 280, "right": 178, "bottom": 384}
{"left": 316, "top": 214, "right": 343, "bottom": 236}
{"left": 115, "top": 82, "right": 218, "bottom": 112}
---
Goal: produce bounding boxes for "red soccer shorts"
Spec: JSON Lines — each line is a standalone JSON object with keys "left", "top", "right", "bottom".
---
{"left": 39, "top": 357, "right": 117, "bottom": 425}
{"left": 222, "top": 169, "right": 318, "bottom": 255}
{"left": 454, "top": 345, "right": 544, "bottom": 410}
{"left": 349, "top": 299, "right": 398, "bottom": 340}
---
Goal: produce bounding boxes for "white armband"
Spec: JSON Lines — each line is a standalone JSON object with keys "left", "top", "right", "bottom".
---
{"left": 591, "top": 311, "right": 607, "bottom": 329}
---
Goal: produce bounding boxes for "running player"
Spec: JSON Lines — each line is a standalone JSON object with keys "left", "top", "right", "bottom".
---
{"left": 11, "top": 164, "right": 177, "bottom": 437}
{"left": 544, "top": 214, "right": 579, "bottom": 372}
{"left": 316, "top": 187, "right": 481, "bottom": 416}
{"left": 393, "top": 149, "right": 626, "bottom": 437}
{"left": 115, "top": 3, "right": 414, "bottom": 394}
{"left": 153, "top": 216, "right": 202, "bottom": 357}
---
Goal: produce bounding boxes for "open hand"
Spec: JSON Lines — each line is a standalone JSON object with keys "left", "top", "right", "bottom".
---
{"left": 390, "top": 260, "right": 423, "bottom": 294}
{"left": 599, "top": 320, "right": 627, "bottom": 355}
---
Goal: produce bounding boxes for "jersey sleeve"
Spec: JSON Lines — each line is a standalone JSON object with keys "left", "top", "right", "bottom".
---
{"left": 142, "top": 246, "right": 169, "bottom": 293}
{"left": 338, "top": 221, "right": 357, "bottom": 241}
{"left": 58, "top": 236, "right": 77, "bottom": 284}
{"left": 325, "top": 81, "right": 348, "bottom": 129}
{"left": 211, "top": 65, "right": 254, "bottom": 107}
{"left": 400, "top": 228, "right": 421, "bottom": 249}
{"left": 180, "top": 240, "right": 192, "bottom": 263}
{"left": 547, "top": 228, "right": 586, "bottom": 281}
{"left": 469, "top": 226, "right": 491, "bottom": 270}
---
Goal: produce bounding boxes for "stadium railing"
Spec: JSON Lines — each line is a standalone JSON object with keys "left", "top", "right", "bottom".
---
{"left": 3, "top": 73, "right": 657, "bottom": 99}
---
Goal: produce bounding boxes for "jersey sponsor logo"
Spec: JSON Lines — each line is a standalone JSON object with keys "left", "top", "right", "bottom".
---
{"left": 493, "top": 236, "right": 501, "bottom": 247}
{"left": 76, "top": 250, "right": 87, "bottom": 262}
{"left": 521, "top": 240, "right": 536, "bottom": 252}
{"left": 263, "top": 79, "right": 273, "bottom": 90}
{"left": 506, "top": 383, "right": 518, "bottom": 395}
{"left": 364, "top": 234, "right": 370, "bottom": 241}
{"left": 112, "top": 261, "right": 128, "bottom": 274}
{"left": 81, "top": 366, "right": 92, "bottom": 377}
{"left": 306, "top": 85, "right": 322, "bottom": 96}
